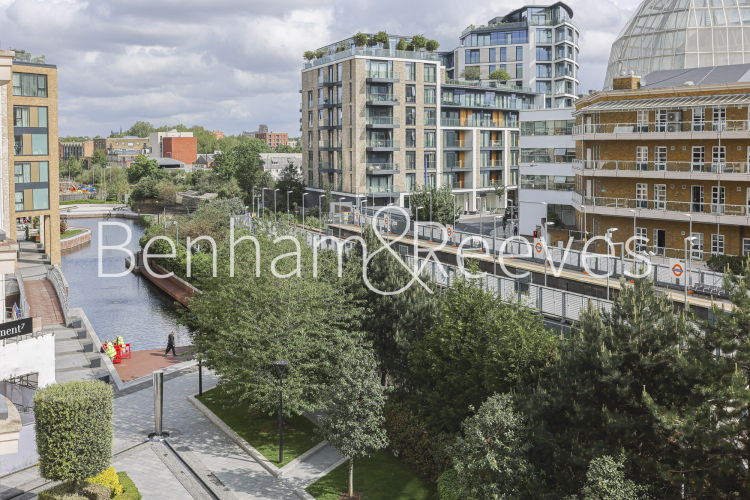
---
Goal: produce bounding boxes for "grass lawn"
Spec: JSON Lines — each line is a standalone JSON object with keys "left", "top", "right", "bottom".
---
{"left": 197, "top": 387, "right": 322, "bottom": 467}
{"left": 306, "top": 449, "right": 437, "bottom": 500}
{"left": 61, "top": 229, "right": 83, "bottom": 239}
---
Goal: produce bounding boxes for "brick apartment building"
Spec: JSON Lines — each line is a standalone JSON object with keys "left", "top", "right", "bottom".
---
{"left": 258, "top": 132, "right": 288, "bottom": 149}
{"left": 211, "top": 130, "right": 223, "bottom": 139}
{"left": 573, "top": 65, "right": 750, "bottom": 260}
{"left": 162, "top": 136, "right": 197, "bottom": 165}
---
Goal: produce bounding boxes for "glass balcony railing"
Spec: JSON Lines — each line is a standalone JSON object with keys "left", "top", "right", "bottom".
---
{"left": 447, "top": 180, "right": 473, "bottom": 189}
{"left": 573, "top": 120, "right": 749, "bottom": 134}
{"left": 443, "top": 140, "right": 471, "bottom": 147}
{"left": 425, "top": 161, "right": 437, "bottom": 169}
{"left": 366, "top": 116, "right": 400, "bottom": 125}
{"left": 366, "top": 139, "right": 400, "bottom": 148}
{"left": 556, "top": 68, "right": 575, "bottom": 77}
{"left": 480, "top": 160, "right": 503, "bottom": 167}
{"left": 445, "top": 79, "right": 534, "bottom": 94}
{"left": 366, "top": 93, "right": 399, "bottom": 102}
{"left": 320, "top": 75, "right": 342, "bottom": 84}
{"left": 366, "top": 162, "right": 399, "bottom": 170}
{"left": 366, "top": 70, "right": 400, "bottom": 79}
{"left": 318, "top": 140, "right": 342, "bottom": 148}
{"left": 480, "top": 140, "right": 503, "bottom": 147}
{"left": 318, "top": 96, "right": 341, "bottom": 106}
{"left": 442, "top": 118, "right": 502, "bottom": 128}
{"left": 424, "top": 96, "right": 437, "bottom": 104}
{"left": 318, "top": 119, "right": 340, "bottom": 127}
{"left": 304, "top": 47, "right": 439, "bottom": 69}
{"left": 443, "top": 160, "right": 473, "bottom": 169}
{"left": 479, "top": 179, "right": 504, "bottom": 188}
{"left": 424, "top": 118, "right": 437, "bottom": 126}
{"left": 318, "top": 161, "right": 341, "bottom": 170}
{"left": 572, "top": 159, "right": 750, "bottom": 174}
{"left": 366, "top": 185, "right": 396, "bottom": 193}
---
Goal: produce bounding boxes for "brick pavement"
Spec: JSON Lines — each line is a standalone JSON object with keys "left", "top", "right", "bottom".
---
{"left": 115, "top": 347, "right": 193, "bottom": 382}
{"left": 24, "top": 280, "right": 64, "bottom": 326}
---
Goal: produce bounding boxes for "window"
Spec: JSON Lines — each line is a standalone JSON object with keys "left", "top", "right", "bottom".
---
{"left": 14, "top": 163, "right": 31, "bottom": 183}
{"left": 536, "top": 47, "right": 552, "bottom": 61}
{"left": 308, "top": 91, "right": 313, "bottom": 108}
{"left": 692, "top": 146, "right": 705, "bottom": 172}
{"left": 636, "top": 183, "right": 648, "bottom": 209}
{"left": 635, "top": 227, "right": 647, "bottom": 252}
{"left": 425, "top": 173, "right": 436, "bottom": 188}
{"left": 308, "top": 111, "right": 313, "bottom": 127}
{"left": 536, "top": 64, "right": 552, "bottom": 78}
{"left": 713, "top": 107, "right": 726, "bottom": 131}
{"left": 712, "top": 146, "right": 725, "bottom": 171}
{"left": 424, "top": 131, "right": 436, "bottom": 148}
{"left": 536, "top": 29, "right": 552, "bottom": 43}
{"left": 654, "top": 184, "right": 666, "bottom": 210}
{"left": 406, "top": 130, "right": 416, "bottom": 148}
{"left": 500, "top": 47, "right": 507, "bottom": 62}
{"left": 12, "top": 73, "right": 47, "bottom": 97}
{"left": 489, "top": 65, "right": 496, "bottom": 74}
{"left": 489, "top": 48, "right": 496, "bottom": 62}
{"left": 406, "top": 173, "right": 416, "bottom": 191}
{"left": 711, "top": 234, "right": 725, "bottom": 255}
{"left": 692, "top": 232, "right": 704, "bottom": 259}
{"left": 32, "top": 189, "right": 49, "bottom": 210}
{"left": 744, "top": 238, "right": 750, "bottom": 256}
{"left": 405, "top": 62, "right": 416, "bottom": 81}
{"left": 516, "top": 64, "right": 523, "bottom": 79}
{"left": 424, "top": 108, "right": 436, "bottom": 126}
{"left": 425, "top": 152, "right": 436, "bottom": 169}
{"left": 466, "top": 49, "right": 480, "bottom": 64}
{"left": 536, "top": 81, "right": 551, "bottom": 95}
{"left": 406, "top": 85, "right": 416, "bottom": 103}
{"left": 406, "top": 151, "right": 416, "bottom": 170}
{"left": 637, "top": 110, "right": 648, "bottom": 132}
{"left": 14, "top": 107, "right": 29, "bottom": 127}
{"left": 692, "top": 108, "right": 705, "bottom": 131}
{"left": 15, "top": 192, "right": 23, "bottom": 212}
{"left": 424, "top": 87, "right": 436, "bottom": 104}
{"left": 636, "top": 146, "right": 648, "bottom": 170}
{"left": 711, "top": 186, "right": 725, "bottom": 214}
{"left": 406, "top": 107, "right": 416, "bottom": 125}
{"left": 516, "top": 46, "right": 523, "bottom": 61}
{"left": 654, "top": 146, "right": 667, "bottom": 171}
{"left": 424, "top": 65, "right": 436, "bottom": 82}
{"left": 510, "top": 131, "right": 519, "bottom": 147}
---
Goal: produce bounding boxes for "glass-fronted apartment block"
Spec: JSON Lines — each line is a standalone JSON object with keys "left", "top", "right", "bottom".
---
{"left": 446, "top": 2, "right": 580, "bottom": 109}
{"left": 604, "top": 0, "right": 750, "bottom": 90}
{"left": 301, "top": 34, "right": 537, "bottom": 212}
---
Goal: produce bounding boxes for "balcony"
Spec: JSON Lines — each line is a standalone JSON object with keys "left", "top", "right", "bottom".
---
{"left": 442, "top": 140, "right": 472, "bottom": 149}
{"left": 555, "top": 68, "right": 575, "bottom": 78}
{"left": 318, "top": 140, "right": 342, "bottom": 149}
{"left": 573, "top": 120, "right": 750, "bottom": 138}
{"left": 480, "top": 140, "right": 503, "bottom": 148}
{"left": 366, "top": 70, "right": 400, "bottom": 82}
{"left": 480, "top": 160, "right": 504, "bottom": 168}
{"left": 443, "top": 160, "right": 473, "bottom": 170}
{"left": 366, "top": 185, "right": 397, "bottom": 194}
{"left": 440, "top": 97, "right": 539, "bottom": 110}
{"left": 441, "top": 118, "right": 501, "bottom": 128}
{"left": 424, "top": 118, "right": 437, "bottom": 126}
{"left": 571, "top": 192, "right": 750, "bottom": 225}
{"left": 572, "top": 159, "right": 750, "bottom": 180}
{"left": 366, "top": 139, "right": 400, "bottom": 151}
{"left": 304, "top": 47, "right": 439, "bottom": 69}
{"left": 318, "top": 161, "right": 341, "bottom": 171}
{"left": 319, "top": 75, "right": 342, "bottom": 86}
{"left": 366, "top": 93, "right": 400, "bottom": 105}
{"left": 447, "top": 180, "right": 473, "bottom": 189}
{"left": 318, "top": 96, "right": 341, "bottom": 108}
{"left": 521, "top": 125, "right": 572, "bottom": 136}
{"left": 424, "top": 96, "right": 437, "bottom": 104}
{"left": 366, "top": 116, "right": 400, "bottom": 128}
{"left": 425, "top": 161, "right": 437, "bottom": 169}
{"left": 479, "top": 179, "right": 504, "bottom": 188}
{"left": 318, "top": 119, "right": 341, "bottom": 129}
{"left": 367, "top": 162, "right": 399, "bottom": 174}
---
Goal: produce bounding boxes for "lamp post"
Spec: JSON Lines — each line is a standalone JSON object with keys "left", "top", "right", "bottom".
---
{"left": 252, "top": 186, "right": 256, "bottom": 215}
{"left": 319, "top": 194, "right": 325, "bottom": 232}
{"left": 274, "top": 189, "right": 279, "bottom": 219}
{"left": 340, "top": 197, "right": 346, "bottom": 240}
{"left": 414, "top": 206, "right": 424, "bottom": 262}
{"left": 302, "top": 193, "right": 308, "bottom": 231}
{"left": 629, "top": 209, "right": 637, "bottom": 252}
{"left": 543, "top": 221, "right": 554, "bottom": 287}
{"left": 272, "top": 360, "right": 289, "bottom": 464}
{"left": 605, "top": 228, "right": 618, "bottom": 300}
{"left": 684, "top": 236, "right": 697, "bottom": 307}
{"left": 287, "top": 190, "right": 292, "bottom": 224}
{"left": 262, "top": 189, "right": 265, "bottom": 218}
{"left": 493, "top": 215, "right": 503, "bottom": 275}
{"left": 684, "top": 213, "right": 693, "bottom": 260}
{"left": 478, "top": 196, "right": 484, "bottom": 252}
{"left": 173, "top": 221, "right": 178, "bottom": 245}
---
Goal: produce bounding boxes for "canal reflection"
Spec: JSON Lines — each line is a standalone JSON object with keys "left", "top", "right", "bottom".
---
{"left": 62, "top": 218, "right": 192, "bottom": 350}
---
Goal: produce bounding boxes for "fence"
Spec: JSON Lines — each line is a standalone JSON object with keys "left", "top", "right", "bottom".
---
{"left": 338, "top": 209, "right": 727, "bottom": 292}
{"left": 13, "top": 270, "right": 30, "bottom": 319}
{"left": 59, "top": 193, "right": 96, "bottom": 202}
{"left": 47, "top": 265, "right": 70, "bottom": 327}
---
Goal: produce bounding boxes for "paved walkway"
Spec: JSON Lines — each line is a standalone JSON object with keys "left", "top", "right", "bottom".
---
{"left": 115, "top": 347, "right": 193, "bottom": 382}
{"left": 24, "top": 280, "right": 64, "bottom": 326}
{"left": 60, "top": 203, "right": 138, "bottom": 219}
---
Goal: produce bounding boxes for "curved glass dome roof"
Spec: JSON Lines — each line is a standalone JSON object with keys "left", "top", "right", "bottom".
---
{"left": 604, "top": 0, "right": 750, "bottom": 90}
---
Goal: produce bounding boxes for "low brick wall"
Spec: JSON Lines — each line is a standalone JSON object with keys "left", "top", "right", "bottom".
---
{"left": 60, "top": 227, "right": 91, "bottom": 250}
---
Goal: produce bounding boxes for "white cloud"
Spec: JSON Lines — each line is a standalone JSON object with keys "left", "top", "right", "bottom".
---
{"left": 1, "top": 0, "right": 645, "bottom": 136}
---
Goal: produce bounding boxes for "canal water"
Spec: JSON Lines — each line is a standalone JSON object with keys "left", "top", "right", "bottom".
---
{"left": 61, "top": 218, "right": 192, "bottom": 350}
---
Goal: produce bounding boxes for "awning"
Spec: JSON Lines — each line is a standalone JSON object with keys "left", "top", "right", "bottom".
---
{"left": 573, "top": 93, "right": 750, "bottom": 115}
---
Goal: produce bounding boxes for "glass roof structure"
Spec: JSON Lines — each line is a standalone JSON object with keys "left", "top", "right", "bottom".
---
{"left": 604, "top": 0, "right": 750, "bottom": 90}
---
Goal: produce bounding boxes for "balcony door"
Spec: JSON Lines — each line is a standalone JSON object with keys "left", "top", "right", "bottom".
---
{"left": 654, "top": 146, "right": 667, "bottom": 171}
{"left": 636, "top": 146, "right": 648, "bottom": 171}
{"left": 692, "top": 186, "right": 704, "bottom": 213}
{"left": 713, "top": 107, "right": 726, "bottom": 132}
{"left": 711, "top": 186, "right": 725, "bottom": 215}
{"left": 653, "top": 229, "right": 666, "bottom": 255}
{"left": 712, "top": 146, "right": 726, "bottom": 172}
{"left": 636, "top": 183, "right": 648, "bottom": 209}
{"left": 654, "top": 184, "right": 666, "bottom": 211}
{"left": 655, "top": 110, "right": 668, "bottom": 132}
{"left": 691, "top": 232, "right": 704, "bottom": 260}
{"left": 691, "top": 146, "right": 705, "bottom": 172}
{"left": 692, "top": 107, "right": 705, "bottom": 131}
{"left": 637, "top": 110, "right": 648, "bottom": 133}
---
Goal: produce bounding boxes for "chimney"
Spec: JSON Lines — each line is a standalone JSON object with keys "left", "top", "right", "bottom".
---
{"left": 612, "top": 70, "right": 641, "bottom": 91}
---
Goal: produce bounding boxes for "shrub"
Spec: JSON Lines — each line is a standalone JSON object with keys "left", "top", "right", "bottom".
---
{"left": 60, "top": 218, "right": 68, "bottom": 235}
{"left": 352, "top": 32, "right": 367, "bottom": 47}
{"left": 411, "top": 34, "right": 427, "bottom": 49}
{"left": 426, "top": 39, "right": 440, "bottom": 51}
{"left": 437, "top": 469, "right": 464, "bottom": 500}
{"left": 396, "top": 38, "right": 408, "bottom": 51}
{"left": 87, "top": 467, "right": 123, "bottom": 497}
{"left": 383, "top": 399, "right": 451, "bottom": 481}
{"left": 114, "top": 472, "right": 142, "bottom": 500}
{"left": 706, "top": 254, "right": 747, "bottom": 276}
{"left": 303, "top": 50, "right": 315, "bottom": 61}
{"left": 38, "top": 481, "right": 111, "bottom": 500}
{"left": 35, "top": 380, "right": 114, "bottom": 495}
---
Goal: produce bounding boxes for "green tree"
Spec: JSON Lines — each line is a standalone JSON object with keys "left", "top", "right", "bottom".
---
{"left": 411, "top": 34, "right": 427, "bottom": 50}
{"left": 61, "top": 156, "right": 82, "bottom": 179}
{"left": 34, "top": 380, "right": 113, "bottom": 496}
{"left": 425, "top": 39, "right": 440, "bottom": 51}
{"left": 568, "top": 455, "right": 649, "bottom": 500}
{"left": 91, "top": 149, "right": 107, "bottom": 168}
{"left": 396, "top": 38, "right": 408, "bottom": 51}
{"left": 547, "top": 207, "right": 565, "bottom": 229}
{"left": 128, "top": 155, "right": 164, "bottom": 183}
{"left": 353, "top": 32, "right": 368, "bottom": 47}
{"left": 274, "top": 162, "right": 304, "bottom": 212}
{"left": 214, "top": 139, "right": 270, "bottom": 187}
{"left": 304, "top": 50, "right": 316, "bottom": 61}
{"left": 274, "top": 144, "right": 300, "bottom": 153}
{"left": 125, "top": 120, "right": 154, "bottom": 138}
{"left": 461, "top": 66, "right": 480, "bottom": 80}
{"left": 522, "top": 277, "right": 702, "bottom": 497}
{"left": 449, "top": 394, "right": 537, "bottom": 500}
{"left": 489, "top": 68, "right": 513, "bottom": 82}
{"left": 409, "top": 184, "right": 460, "bottom": 226}
{"left": 317, "top": 345, "right": 388, "bottom": 498}
{"left": 373, "top": 31, "right": 389, "bottom": 46}
{"left": 410, "top": 272, "right": 556, "bottom": 433}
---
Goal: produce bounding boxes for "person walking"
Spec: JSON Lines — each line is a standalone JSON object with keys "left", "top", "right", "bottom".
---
{"left": 502, "top": 219, "right": 507, "bottom": 236}
{"left": 165, "top": 331, "right": 176, "bottom": 356}
{"left": 513, "top": 223, "right": 518, "bottom": 236}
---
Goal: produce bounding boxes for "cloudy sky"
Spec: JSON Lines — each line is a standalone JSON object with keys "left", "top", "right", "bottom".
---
{"left": 1, "top": 0, "right": 641, "bottom": 137}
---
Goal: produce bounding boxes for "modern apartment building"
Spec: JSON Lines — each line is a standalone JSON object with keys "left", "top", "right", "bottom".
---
{"left": 147, "top": 130, "right": 190, "bottom": 158}
{"left": 301, "top": 36, "right": 536, "bottom": 212}
{"left": 449, "top": 2, "right": 579, "bottom": 109}
{"left": 162, "top": 136, "right": 197, "bottom": 165}
{"left": 572, "top": 69, "right": 750, "bottom": 259}
{"left": 259, "top": 132, "right": 288, "bottom": 149}
{"left": 5, "top": 52, "right": 61, "bottom": 266}
{"left": 59, "top": 140, "right": 93, "bottom": 166}
{"left": 93, "top": 136, "right": 150, "bottom": 168}
{"left": 603, "top": 0, "right": 750, "bottom": 91}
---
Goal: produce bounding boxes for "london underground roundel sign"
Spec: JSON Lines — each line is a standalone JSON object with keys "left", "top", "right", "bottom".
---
{"left": 672, "top": 263, "right": 683, "bottom": 277}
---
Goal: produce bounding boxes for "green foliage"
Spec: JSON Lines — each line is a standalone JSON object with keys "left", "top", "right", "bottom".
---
{"left": 304, "top": 50, "right": 316, "bottom": 61}
{"left": 353, "top": 32, "right": 368, "bottom": 47}
{"left": 567, "top": 455, "right": 649, "bottom": 500}
{"left": 383, "top": 399, "right": 451, "bottom": 481}
{"left": 37, "top": 481, "right": 110, "bottom": 500}
{"left": 130, "top": 176, "right": 173, "bottom": 202}
{"left": 411, "top": 34, "right": 427, "bottom": 49}
{"left": 706, "top": 253, "right": 745, "bottom": 275}
{"left": 127, "top": 156, "right": 166, "bottom": 183}
{"left": 274, "top": 144, "right": 300, "bottom": 153}
{"left": 449, "top": 394, "right": 537, "bottom": 500}
{"left": 396, "top": 38, "right": 408, "bottom": 51}
{"left": 425, "top": 39, "right": 440, "bottom": 52}
{"left": 124, "top": 121, "right": 154, "bottom": 138}
{"left": 488, "top": 68, "right": 513, "bottom": 82}
{"left": 460, "top": 66, "right": 480, "bottom": 80}
{"left": 547, "top": 207, "right": 565, "bottom": 229}
{"left": 410, "top": 272, "right": 556, "bottom": 433}
{"left": 315, "top": 48, "right": 328, "bottom": 59}
{"left": 86, "top": 467, "right": 123, "bottom": 497}
{"left": 409, "top": 184, "right": 460, "bottom": 226}
{"left": 91, "top": 150, "right": 107, "bottom": 168}
{"left": 113, "top": 472, "right": 141, "bottom": 500}
{"left": 213, "top": 139, "right": 270, "bottom": 192}
{"left": 34, "top": 381, "right": 114, "bottom": 493}
{"left": 521, "top": 277, "right": 702, "bottom": 497}
{"left": 373, "top": 31, "right": 389, "bottom": 46}
{"left": 62, "top": 157, "right": 83, "bottom": 179}
{"left": 273, "top": 162, "right": 304, "bottom": 212}
{"left": 334, "top": 41, "right": 350, "bottom": 53}
{"left": 437, "top": 470, "right": 463, "bottom": 500}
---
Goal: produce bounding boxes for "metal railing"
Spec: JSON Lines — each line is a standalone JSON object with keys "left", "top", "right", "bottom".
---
{"left": 573, "top": 120, "right": 749, "bottom": 135}
{"left": 442, "top": 139, "right": 471, "bottom": 147}
{"left": 482, "top": 140, "right": 503, "bottom": 147}
{"left": 521, "top": 125, "right": 573, "bottom": 136}
{"left": 318, "top": 96, "right": 341, "bottom": 106}
{"left": 480, "top": 160, "right": 504, "bottom": 168}
{"left": 366, "top": 163, "right": 399, "bottom": 171}
{"left": 366, "top": 139, "right": 400, "bottom": 148}
{"left": 13, "top": 270, "right": 31, "bottom": 319}
{"left": 366, "top": 116, "right": 400, "bottom": 125}
{"left": 318, "top": 119, "right": 340, "bottom": 127}
{"left": 572, "top": 159, "right": 749, "bottom": 175}
{"left": 445, "top": 180, "right": 473, "bottom": 189}
{"left": 366, "top": 93, "right": 399, "bottom": 102}
{"left": 304, "top": 47, "right": 440, "bottom": 69}
{"left": 442, "top": 118, "right": 501, "bottom": 128}
{"left": 366, "top": 185, "right": 396, "bottom": 193}
{"left": 479, "top": 179, "right": 504, "bottom": 188}
{"left": 318, "top": 140, "right": 342, "bottom": 148}
{"left": 443, "top": 160, "right": 473, "bottom": 169}
{"left": 444, "top": 79, "right": 534, "bottom": 94}
{"left": 47, "top": 265, "right": 70, "bottom": 327}
{"left": 366, "top": 70, "right": 399, "bottom": 79}
{"left": 572, "top": 192, "right": 749, "bottom": 217}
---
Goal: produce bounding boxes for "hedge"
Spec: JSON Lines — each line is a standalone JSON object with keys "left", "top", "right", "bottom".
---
{"left": 114, "top": 472, "right": 142, "bottom": 500}
{"left": 34, "top": 380, "right": 114, "bottom": 490}
{"left": 437, "top": 469, "right": 464, "bottom": 500}
{"left": 37, "top": 481, "right": 110, "bottom": 500}
{"left": 383, "top": 399, "right": 452, "bottom": 482}
{"left": 87, "top": 467, "right": 123, "bottom": 497}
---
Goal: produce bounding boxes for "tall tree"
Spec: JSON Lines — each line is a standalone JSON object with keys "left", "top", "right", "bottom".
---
{"left": 127, "top": 155, "right": 164, "bottom": 183}
{"left": 61, "top": 156, "right": 82, "bottom": 179}
{"left": 569, "top": 455, "right": 649, "bottom": 500}
{"left": 91, "top": 149, "right": 107, "bottom": 168}
{"left": 125, "top": 121, "right": 155, "bottom": 138}
{"left": 522, "top": 277, "right": 703, "bottom": 498}
{"left": 274, "top": 162, "right": 305, "bottom": 212}
{"left": 409, "top": 184, "right": 460, "bottom": 226}
{"left": 317, "top": 345, "right": 388, "bottom": 498}
{"left": 410, "top": 272, "right": 556, "bottom": 433}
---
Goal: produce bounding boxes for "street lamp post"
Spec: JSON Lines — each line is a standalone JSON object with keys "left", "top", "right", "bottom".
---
{"left": 478, "top": 196, "right": 484, "bottom": 252}
{"left": 252, "top": 186, "right": 256, "bottom": 215}
{"left": 684, "top": 213, "right": 693, "bottom": 260}
{"left": 302, "top": 193, "right": 308, "bottom": 231}
{"left": 319, "top": 195, "right": 325, "bottom": 232}
{"left": 339, "top": 197, "right": 346, "bottom": 240}
{"left": 414, "top": 206, "right": 424, "bottom": 262}
{"left": 605, "top": 228, "right": 618, "bottom": 300}
{"left": 287, "top": 190, "right": 292, "bottom": 223}
{"left": 428, "top": 191, "right": 434, "bottom": 242}
{"left": 262, "top": 189, "right": 265, "bottom": 219}
{"left": 272, "top": 360, "right": 289, "bottom": 464}
{"left": 543, "top": 221, "right": 554, "bottom": 287}
{"left": 493, "top": 215, "right": 503, "bottom": 275}
{"left": 274, "top": 189, "right": 280, "bottom": 219}
{"left": 173, "top": 221, "right": 178, "bottom": 245}
{"left": 684, "top": 236, "right": 697, "bottom": 307}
